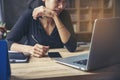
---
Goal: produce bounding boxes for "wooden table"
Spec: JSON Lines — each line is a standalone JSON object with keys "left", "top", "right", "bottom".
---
{"left": 11, "top": 47, "right": 120, "bottom": 80}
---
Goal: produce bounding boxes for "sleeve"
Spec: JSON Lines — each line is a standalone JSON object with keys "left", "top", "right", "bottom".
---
{"left": 60, "top": 10, "right": 77, "bottom": 52}
{"left": 6, "top": 9, "right": 33, "bottom": 50}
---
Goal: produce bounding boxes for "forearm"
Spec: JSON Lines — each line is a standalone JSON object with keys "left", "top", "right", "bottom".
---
{"left": 53, "top": 15, "right": 71, "bottom": 44}
{"left": 10, "top": 43, "right": 32, "bottom": 53}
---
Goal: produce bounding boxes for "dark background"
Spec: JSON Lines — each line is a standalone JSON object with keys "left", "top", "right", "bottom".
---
{"left": 3, "top": 0, "right": 120, "bottom": 30}
{"left": 4, "top": 0, "right": 28, "bottom": 30}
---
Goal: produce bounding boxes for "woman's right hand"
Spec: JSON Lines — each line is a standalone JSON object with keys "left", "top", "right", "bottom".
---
{"left": 29, "top": 44, "right": 49, "bottom": 58}
{"left": 32, "top": 6, "right": 57, "bottom": 20}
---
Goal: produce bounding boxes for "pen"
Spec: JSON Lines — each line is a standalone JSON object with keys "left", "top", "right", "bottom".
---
{"left": 31, "top": 35, "right": 39, "bottom": 43}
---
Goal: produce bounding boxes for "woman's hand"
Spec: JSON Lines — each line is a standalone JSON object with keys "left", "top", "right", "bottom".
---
{"left": 29, "top": 44, "right": 49, "bottom": 58}
{"left": 32, "top": 6, "right": 57, "bottom": 20}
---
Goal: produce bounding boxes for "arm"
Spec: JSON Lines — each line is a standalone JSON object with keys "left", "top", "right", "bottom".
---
{"left": 6, "top": 9, "right": 49, "bottom": 57}
{"left": 32, "top": 7, "right": 77, "bottom": 52}
{"left": 11, "top": 43, "right": 49, "bottom": 57}
{"left": 53, "top": 11, "right": 77, "bottom": 52}
{"left": 53, "top": 14, "right": 70, "bottom": 43}
{"left": 6, "top": 9, "right": 32, "bottom": 50}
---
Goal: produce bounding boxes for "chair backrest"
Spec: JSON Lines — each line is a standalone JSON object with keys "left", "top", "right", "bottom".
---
{"left": 0, "top": 40, "right": 11, "bottom": 80}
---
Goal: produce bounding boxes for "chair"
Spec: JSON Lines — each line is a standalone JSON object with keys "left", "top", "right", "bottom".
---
{"left": 0, "top": 40, "right": 11, "bottom": 80}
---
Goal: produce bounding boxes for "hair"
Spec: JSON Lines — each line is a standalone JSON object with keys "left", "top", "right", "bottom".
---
{"left": 27, "top": 0, "right": 45, "bottom": 9}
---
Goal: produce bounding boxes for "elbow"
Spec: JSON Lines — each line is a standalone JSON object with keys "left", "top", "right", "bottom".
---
{"left": 64, "top": 36, "right": 77, "bottom": 52}
{"left": 67, "top": 44, "right": 77, "bottom": 52}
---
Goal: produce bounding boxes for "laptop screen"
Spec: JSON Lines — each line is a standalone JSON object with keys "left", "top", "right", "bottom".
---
{"left": 87, "top": 18, "right": 120, "bottom": 70}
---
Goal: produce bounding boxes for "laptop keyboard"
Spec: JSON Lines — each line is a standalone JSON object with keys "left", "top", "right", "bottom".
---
{"left": 73, "top": 59, "right": 87, "bottom": 65}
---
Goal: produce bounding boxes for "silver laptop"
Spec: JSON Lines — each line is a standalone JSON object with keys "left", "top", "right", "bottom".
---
{"left": 55, "top": 17, "right": 120, "bottom": 71}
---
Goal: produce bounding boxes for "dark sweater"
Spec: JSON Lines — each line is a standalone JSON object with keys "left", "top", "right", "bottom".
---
{"left": 6, "top": 9, "right": 77, "bottom": 52}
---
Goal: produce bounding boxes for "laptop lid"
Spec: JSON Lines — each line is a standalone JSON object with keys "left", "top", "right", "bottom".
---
{"left": 86, "top": 17, "right": 120, "bottom": 71}
{"left": 0, "top": 40, "right": 11, "bottom": 80}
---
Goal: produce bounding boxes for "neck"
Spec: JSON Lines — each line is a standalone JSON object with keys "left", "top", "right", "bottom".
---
{"left": 39, "top": 17, "right": 55, "bottom": 28}
{"left": 39, "top": 17, "right": 55, "bottom": 35}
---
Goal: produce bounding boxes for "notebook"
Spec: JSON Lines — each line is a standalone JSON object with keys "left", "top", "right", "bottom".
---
{"left": 55, "top": 17, "right": 120, "bottom": 71}
{"left": 0, "top": 40, "right": 11, "bottom": 80}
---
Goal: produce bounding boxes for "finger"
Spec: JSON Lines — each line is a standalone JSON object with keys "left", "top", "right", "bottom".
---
{"left": 40, "top": 46, "right": 50, "bottom": 54}
{"left": 32, "top": 50, "right": 43, "bottom": 57}
{"left": 43, "top": 45, "right": 49, "bottom": 50}
{"left": 34, "top": 46, "right": 46, "bottom": 55}
{"left": 35, "top": 44, "right": 48, "bottom": 50}
{"left": 46, "top": 9, "right": 57, "bottom": 17}
{"left": 32, "top": 53, "right": 42, "bottom": 58}
{"left": 32, "top": 6, "right": 45, "bottom": 20}
{"left": 32, "top": 9, "right": 40, "bottom": 20}
{"left": 34, "top": 44, "right": 49, "bottom": 55}
{"left": 43, "top": 46, "right": 50, "bottom": 53}
{"left": 34, "top": 48, "right": 45, "bottom": 56}
{"left": 32, "top": 9, "right": 38, "bottom": 20}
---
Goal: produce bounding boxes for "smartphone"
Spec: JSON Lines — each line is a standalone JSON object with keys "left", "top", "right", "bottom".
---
{"left": 9, "top": 51, "right": 30, "bottom": 63}
{"left": 48, "top": 52, "right": 62, "bottom": 58}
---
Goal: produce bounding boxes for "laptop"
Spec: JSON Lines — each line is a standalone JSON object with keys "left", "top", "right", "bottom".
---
{"left": 55, "top": 17, "right": 120, "bottom": 71}
{"left": 0, "top": 40, "right": 11, "bottom": 80}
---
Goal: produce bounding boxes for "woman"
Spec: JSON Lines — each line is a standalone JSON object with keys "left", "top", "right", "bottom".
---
{"left": 6, "top": 0, "right": 77, "bottom": 58}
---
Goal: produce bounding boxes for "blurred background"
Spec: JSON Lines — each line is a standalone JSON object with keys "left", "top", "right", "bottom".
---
{"left": 0, "top": 0, "right": 120, "bottom": 42}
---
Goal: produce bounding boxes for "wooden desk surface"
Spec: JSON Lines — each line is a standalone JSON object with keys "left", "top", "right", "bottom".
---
{"left": 11, "top": 47, "right": 120, "bottom": 80}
